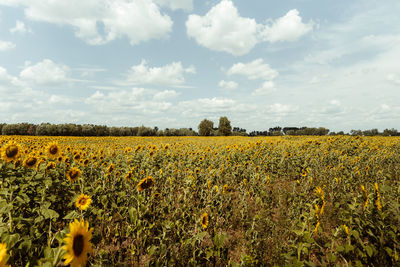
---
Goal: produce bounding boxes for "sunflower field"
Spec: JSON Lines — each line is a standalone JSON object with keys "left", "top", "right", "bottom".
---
{"left": 0, "top": 135, "right": 399, "bottom": 266}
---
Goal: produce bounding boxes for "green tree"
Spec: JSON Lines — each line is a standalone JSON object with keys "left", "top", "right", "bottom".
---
{"left": 218, "top": 116, "right": 232, "bottom": 136}
{"left": 198, "top": 119, "right": 214, "bottom": 136}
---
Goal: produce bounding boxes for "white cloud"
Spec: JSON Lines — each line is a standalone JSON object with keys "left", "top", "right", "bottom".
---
{"left": 218, "top": 80, "right": 238, "bottom": 90}
{"left": 227, "top": 59, "right": 278, "bottom": 80}
{"left": 387, "top": 73, "right": 400, "bottom": 85}
{"left": 85, "top": 88, "right": 172, "bottom": 114}
{"left": 20, "top": 59, "right": 69, "bottom": 84}
{"left": 0, "top": 41, "right": 16, "bottom": 51}
{"left": 153, "top": 90, "right": 179, "bottom": 100}
{"left": 155, "top": 0, "right": 193, "bottom": 11}
{"left": 178, "top": 97, "right": 254, "bottom": 118}
{"left": 261, "top": 9, "right": 313, "bottom": 43}
{"left": 49, "top": 95, "right": 72, "bottom": 104}
{"left": 0, "top": 0, "right": 173, "bottom": 46}
{"left": 125, "top": 60, "right": 195, "bottom": 86}
{"left": 10, "top": 20, "right": 31, "bottom": 34}
{"left": 186, "top": 2, "right": 313, "bottom": 55}
{"left": 268, "top": 103, "right": 298, "bottom": 114}
{"left": 252, "top": 81, "right": 276, "bottom": 96}
{"left": 186, "top": 0, "right": 259, "bottom": 56}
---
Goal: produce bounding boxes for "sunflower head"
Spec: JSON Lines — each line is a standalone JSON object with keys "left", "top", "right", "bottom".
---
{"left": 46, "top": 142, "right": 60, "bottom": 158}
{"left": 73, "top": 153, "right": 81, "bottom": 161}
{"left": 76, "top": 194, "right": 92, "bottom": 211}
{"left": 66, "top": 168, "right": 82, "bottom": 182}
{"left": 45, "top": 161, "right": 56, "bottom": 172}
{"left": 82, "top": 158, "right": 90, "bottom": 166}
{"left": 106, "top": 163, "right": 115, "bottom": 174}
{"left": 23, "top": 154, "right": 38, "bottom": 169}
{"left": 201, "top": 213, "right": 209, "bottom": 229}
{"left": 124, "top": 171, "right": 133, "bottom": 180}
{"left": 63, "top": 219, "right": 93, "bottom": 267}
{"left": 137, "top": 176, "right": 155, "bottom": 191}
{"left": 1, "top": 141, "right": 22, "bottom": 162}
{"left": 0, "top": 243, "right": 10, "bottom": 267}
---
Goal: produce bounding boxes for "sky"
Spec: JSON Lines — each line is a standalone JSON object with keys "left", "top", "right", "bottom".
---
{"left": 0, "top": 0, "right": 399, "bottom": 132}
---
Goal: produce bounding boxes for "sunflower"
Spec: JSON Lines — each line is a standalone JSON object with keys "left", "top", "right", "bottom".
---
{"left": 82, "top": 158, "right": 90, "bottom": 166}
{"left": 223, "top": 184, "right": 233, "bottom": 194}
{"left": 73, "top": 153, "right": 81, "bottom": 161}
{"left": 45, "top": 142, "right": 60, "bottom": 158}
{"left": 137, "top": 176, "right": 155, "bottom": 191}
{"left": 75, "top": 194, "right": 92, "bottom": 211}
{"left": 23, "top": 154, "right": 38, "bottom": 169}
{"left": 45, "top": 161, "right": 56, "bottom": 172}
{"left": 201, "top": 213, "right": 209, "bottom": 229}
{"left": 62, "top": 219, "right": 93, "bottom": 267}
{"left": 1, "top": 141, "right": 22, "bottom": 162}
{"left": 0, "top": 243, "right": 10, "bottom": 267}
{"left": 14, "top": 159, "right": 22, "bottom": 168}
{"left": 106, "top": 163, "right": 115, "bottom": 175}
{"left": 124, "top": 171, "right": 133, "bottom": 180}
{"left": 66, "top": 168, "right": 82, "bottom": 182}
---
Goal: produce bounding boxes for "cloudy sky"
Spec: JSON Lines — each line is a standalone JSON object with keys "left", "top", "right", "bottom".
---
{"left": 0, "top": 0, "right": 399, "bottom": 132}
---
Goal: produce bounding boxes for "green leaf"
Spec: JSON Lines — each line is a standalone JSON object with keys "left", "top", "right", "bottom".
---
{"left": 41, "top": 207, "right": 59, "bottom": 219}
{"left": 365, "top": 245, "right": 373, "bottom": 257}
{"left": 148, "top": 245, "right": 158, "bottom": 256}
{"left": 2, "top": 233, "right": 20, "bottom": 249}
{"left": 195, "top": 231, "right": 207, "bottom": 241}
{"left": 63, "top": 210, "right": 77, "bottom": 220}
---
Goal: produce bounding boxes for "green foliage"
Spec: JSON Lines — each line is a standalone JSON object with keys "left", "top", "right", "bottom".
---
{"left": 0, "top": 135, "right": 399, "bottom": 265}
{"left": 198, "top": 119, "right": 214, "bottom": 136}
{"left": 218, "top": 116, "right": 232, "bottom": 136}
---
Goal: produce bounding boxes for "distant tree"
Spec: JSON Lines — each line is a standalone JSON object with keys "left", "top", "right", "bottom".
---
{"left": 363, "top": 128, "right": 379, "bottom": 136}
{"left": 198, "top": 119, "right": 214, "bottom": 136}
{"left": 350, "top": 129, "right": 362, "bottom": 136}
{"left": 217, "top": 116, "right": 232, "bottom": 136}
{"left": 0, "top": 123, "right": 5, "bottom": 134}
{"left": 382, "top": 128, "right": 399, "bottom": 136}
{"left": 268, "top": 127, "right": 282, "bottom": 136}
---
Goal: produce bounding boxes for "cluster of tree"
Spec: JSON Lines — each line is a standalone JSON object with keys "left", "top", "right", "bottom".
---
{"left": 349, "top": 128, "right": 400, "bottom": 136}
{"left": 1, "top": 121, "right": 399, "bottom": 137}
{"left": 249, "top": 127, "right": 400, "bottom": 137}
{"left": 198, "top": 117, "right": 233, "bottom": 136}
{"left": 0, "top": 123, "right": 196, "bottom": 137}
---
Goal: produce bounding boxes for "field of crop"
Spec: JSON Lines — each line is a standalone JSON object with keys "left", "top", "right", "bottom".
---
{"left": 0, "top": 135, "right": 399, "bottom": 266}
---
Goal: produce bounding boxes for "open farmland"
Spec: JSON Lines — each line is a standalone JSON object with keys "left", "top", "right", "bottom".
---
{"left": 0, "top": 135, "right": 399, "bottom": 266}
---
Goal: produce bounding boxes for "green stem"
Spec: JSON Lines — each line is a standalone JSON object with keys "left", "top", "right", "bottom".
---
{"left": 9, "top": 188, "right": 13, "bottom": 232}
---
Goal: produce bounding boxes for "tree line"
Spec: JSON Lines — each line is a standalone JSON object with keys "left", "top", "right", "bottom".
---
{"left": 0, "top": 120, "right": 399, "bottom": 137}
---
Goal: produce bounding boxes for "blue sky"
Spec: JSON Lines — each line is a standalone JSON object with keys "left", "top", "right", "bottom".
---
{"left": 0, "top": 0, "right": 399, "bottom": 132}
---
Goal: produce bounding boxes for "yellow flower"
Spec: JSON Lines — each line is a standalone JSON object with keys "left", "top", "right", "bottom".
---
{"left": 1, "top": 141, "right": 22, "bottom": 162}
{"left": 201, "top": 213, "right": 209, "bottom": 229}
{"left": 66, "top": 168, "right": 82, "bottom": 182}
{"left": 137, "top": 176, "right": 155, "bottom": 191}
{"left": 343, "top": 225, "right": 350, "bottom": 236}
{"left": 45, "top": 142, "right": 60, "bottom": 158}
{"left": 45, "top": 161, "right": 56, "bottom": 172}
{"left": 0, "top": 243, "right": 10, "bottom": 267}
{"left": 106, "top": 163, "right": 115, "bottom": 175}
{"left": 360, "top": 185, "right": 369, "bottom": 207}
{"left": 63, "top": 219, "right": 93, "bottom": 267}
{"left": 76, "top": 194, "right": 92, "bottom": 211}
{"left": 124, "top": 171, "right": 133, "bottom": 180}
{"left": 23, "top": 154, "right": 38, "bottom": 169}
